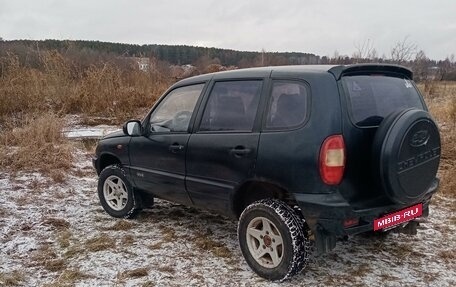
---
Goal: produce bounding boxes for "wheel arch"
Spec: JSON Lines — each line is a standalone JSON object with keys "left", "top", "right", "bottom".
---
{"left": 232, "top": 180, "right": 298, "bottom": 218}
{"left": 98, "top": 152, "right": 122, "bottom": 174}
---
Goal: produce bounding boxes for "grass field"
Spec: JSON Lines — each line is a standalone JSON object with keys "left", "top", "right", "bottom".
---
{"left": 0, "top": 52, "right": 455, "bottom": 286}
{"left": 1, "top": 51, "right": 454, "bottom": 198}
{"left": 418, "top": 81, "right": 456, "bottom": 199}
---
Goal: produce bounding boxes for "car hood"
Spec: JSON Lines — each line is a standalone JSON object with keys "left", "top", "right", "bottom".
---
{"left": 102, "top": 130, "right": 125, "bottom": 139}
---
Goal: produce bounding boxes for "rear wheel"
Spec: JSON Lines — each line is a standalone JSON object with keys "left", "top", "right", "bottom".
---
{"left": 238, "top": 199, "right": 310, "bottom": 281}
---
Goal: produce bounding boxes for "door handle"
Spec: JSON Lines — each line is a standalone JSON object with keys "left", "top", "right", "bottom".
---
{"left": 169, "top": 143, "right": 185, "bottom": 153}
{"left": 230, "top": 146, "right": 251, "bottom": 157}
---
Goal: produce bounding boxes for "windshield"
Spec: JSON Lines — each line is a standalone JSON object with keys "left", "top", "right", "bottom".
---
{"left": 342, "top": 75, "right": 424, "bottom": 127}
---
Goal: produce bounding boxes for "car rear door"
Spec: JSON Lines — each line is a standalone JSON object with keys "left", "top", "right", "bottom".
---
{"left": 185, "top": 79, "right": 265, "bottom": 214}
{"left": 337, "top": 71, "right": 428, "bottom": 206}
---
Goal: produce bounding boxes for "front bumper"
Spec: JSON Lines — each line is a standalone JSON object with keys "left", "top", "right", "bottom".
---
{"left": 92, "top": 156, "right": 99, "bottom": 174}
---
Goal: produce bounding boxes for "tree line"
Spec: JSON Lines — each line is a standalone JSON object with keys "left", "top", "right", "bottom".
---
{"left": 1, "top": 38, "right": 455, "bottom": 81}
{"left": 0, "top": 39, "right": 319, "bottom": 67}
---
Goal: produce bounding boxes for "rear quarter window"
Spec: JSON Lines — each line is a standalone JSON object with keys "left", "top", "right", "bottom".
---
{"left": 265, "top": 80, "right": 309, "bottom": 130}
{"left": 342, "top": 75, "right": 424, "bottom": 127}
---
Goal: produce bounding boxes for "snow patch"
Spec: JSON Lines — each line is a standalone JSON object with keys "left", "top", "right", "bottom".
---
{"left": 0, "top": 147, "right": 455, "bottom": 286}
{"left": 64, "top": 126, "right": 120, "bottom": 139}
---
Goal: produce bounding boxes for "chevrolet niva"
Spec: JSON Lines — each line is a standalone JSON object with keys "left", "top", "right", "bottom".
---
{"left": 93, "top": 64, "right": 440, "bottom": 280}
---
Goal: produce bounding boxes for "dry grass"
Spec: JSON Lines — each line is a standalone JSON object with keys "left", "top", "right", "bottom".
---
{"left": 0, "top": 51, "right": 171, "bottom": 124}
{"left": 156, "top": 265, "right": 175, "bottom": 274}
{"left": 119, "top": 267, "right": 149, "bottom": 279}
{"left": 12, "top": 194, "right": 33, "bottom": 207}
{"left": 0, "top": 206, "right": 6, "bottom": 217}
{"left": 0, "top": 51, "right": 172, "bottom": 174}
{"left": 80, "top": 138, "right": 99, "bottom": 154}
{"left": 420, "top": 81, "right": 456, "bottom": 198}
{"left": 85, "top": 233, "right": 116, "bottom": 252}
{"left": 192, "top": 231, "right": 233, "bottom": 259}
{"left": 30, "top": 244, "right": 57, "bottom": 261}
{"left": 387, "top": 243, "right": 421, "bottom": 265}
{"left": 121, "top": 234, "right": 135, "bottom": 246}
{"left": 102, "top": 219, "right": 135, "bottom": 231}
{"left": 57, "top": 229, "right": 72, "bottom": 249}
{"left": 450, "top": 216, "right": 456, "bottom": 225}
{"left": 73, "top": 166, "right": 94, "bottom": 178}
{"left": 437, "top": 249, "right": 456, "bottom": 264}
{"left": 349, "top": 264, "right": 373, "bottom": 277}
{"left": 0, "top": 270, "right": 25, "bottom": 286}
{"left": 0, "top": 113, "right": 73, "bottom": 179}
{"left": 148, "top": 241, "right": 163, "bottom": 250}
{"left": 158, "top": 225, "right": 176, "bottom": 242}
{"left": 379, "top": 273, "right": 400, "bottom": 282}
{"left": 63, "top": 245, "right": 84, "bottom": 259}
{"left": 43, "top": 268, "right": 91, "bottom": 287}
{"left": 44, "top": 259, "right": 67, "bottom": 272}
{"left": 43, "top": 217, "right": 71, "bottom": 230}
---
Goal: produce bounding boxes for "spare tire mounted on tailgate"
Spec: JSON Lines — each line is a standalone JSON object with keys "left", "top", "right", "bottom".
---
{"left": 372, "top": 108, "right": 441, "bottom": 204}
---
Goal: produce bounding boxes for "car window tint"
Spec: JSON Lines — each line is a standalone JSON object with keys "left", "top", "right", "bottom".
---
{"left": 199, "top": 81, "right": 262, "bottom": 132}
{"left": 342, "top": 75, "right": 424, "bottom": 126}
{"left": 265, "top": 81, "right": 309, "bottom": 129}
{"left": 149, "top": 84, "right": 204, "bottom": 132}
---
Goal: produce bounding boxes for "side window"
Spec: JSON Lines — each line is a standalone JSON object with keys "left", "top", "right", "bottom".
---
{"left": 265, "top": 81, "right": 309, "bottom": 129}
{"left": 199, "top": 81, "right": 262, "bottom": 132}
{"left": 149, "top": 84, "right": 204, "bottom": 132}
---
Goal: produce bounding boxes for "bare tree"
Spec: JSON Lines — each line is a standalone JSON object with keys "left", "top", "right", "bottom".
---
{"left": 390, "top": 36, "right": 418, "bottom": 63}
{"left": 330, "top": 50, "right": 344, "bottom": 64}
{"left": 413, "top": 50, "right": 430, "bottom": 81}
{"left": 353, "top": 39, "right": 376, "bottom": 62}
{"left": 438, "top": 56, "right": 454, "bottom": 81}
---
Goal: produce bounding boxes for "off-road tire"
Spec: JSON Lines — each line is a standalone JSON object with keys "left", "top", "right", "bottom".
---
{"left": 97, "top": 164, "right": 141, "bottom": 218}
{"left": 238, "top": 199, "right": 310, "bottom": 281}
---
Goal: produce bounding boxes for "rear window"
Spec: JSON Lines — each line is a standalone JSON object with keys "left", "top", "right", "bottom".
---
{"left": 342, "top": 75, "right": 424, "bottom": 126}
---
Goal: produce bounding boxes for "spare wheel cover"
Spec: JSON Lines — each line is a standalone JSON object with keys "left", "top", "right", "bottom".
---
{"left": 373, "top": 108, "right": 441, "bottom": 205}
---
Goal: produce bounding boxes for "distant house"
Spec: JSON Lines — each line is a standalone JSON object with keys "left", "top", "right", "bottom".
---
{"left": 136, "top": 57, "right": 150, "bottom": 72}
{"left": 427, "top": 66, "right": 440, "bottom": 80}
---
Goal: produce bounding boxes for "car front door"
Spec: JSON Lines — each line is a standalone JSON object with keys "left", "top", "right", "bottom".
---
{"left": 129, "top": 83, "right": 205, "bottom": 205}
{"left": 186, "top": 80, "right": 264, "bottom": 213}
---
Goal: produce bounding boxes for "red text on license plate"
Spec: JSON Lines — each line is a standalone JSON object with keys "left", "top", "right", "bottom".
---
{"left": 373, "top": 203, "right": 423, "bottom": 231}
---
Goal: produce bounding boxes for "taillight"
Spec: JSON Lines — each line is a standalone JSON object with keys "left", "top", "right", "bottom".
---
{"left": 319, "top": 135, "right": 346, "bottom": 185}
{"left": 343, "top": 218, "right": 359, "bottom": 228}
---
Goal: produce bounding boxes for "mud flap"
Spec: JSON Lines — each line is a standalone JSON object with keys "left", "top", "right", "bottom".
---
{"left": 394, "top": 205, "right": 428, "bottom": 235}
{"left": 394, "top": 220, "right": 419, "bottom": 235}
{"left": 315, "top": 225, "right": 337, "bottom": 254}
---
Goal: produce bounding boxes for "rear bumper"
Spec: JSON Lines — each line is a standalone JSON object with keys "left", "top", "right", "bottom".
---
{"left": 293, "top": 178, "right": 439, "bottom": 253}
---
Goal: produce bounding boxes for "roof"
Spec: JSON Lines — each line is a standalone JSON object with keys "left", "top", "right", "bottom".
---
{"left": 175, "top": 63, "right": 413, "bottom": 85}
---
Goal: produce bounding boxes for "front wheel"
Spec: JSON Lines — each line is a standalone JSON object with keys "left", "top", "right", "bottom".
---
{"left": 97, "top": 165, "right": 141, "bottom": 218}
{"left": 238, "top": 199, "right": 310, "bottom": 281}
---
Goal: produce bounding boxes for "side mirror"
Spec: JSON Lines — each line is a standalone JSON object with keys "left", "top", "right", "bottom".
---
{"left": 123, "top": 120, "right": 142, "bottom": 136}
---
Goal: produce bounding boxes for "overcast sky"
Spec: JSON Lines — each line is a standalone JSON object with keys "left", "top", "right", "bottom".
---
{"left": 0, "top": 0, "right": 455, "bottom": 60}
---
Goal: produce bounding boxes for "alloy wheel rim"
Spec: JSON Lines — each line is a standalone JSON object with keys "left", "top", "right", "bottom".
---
{"left": 246, "top": 216, "right": 284, "bottom": 268}
{"left": 103, "top": 175, "right": 128, "bottom": 211}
